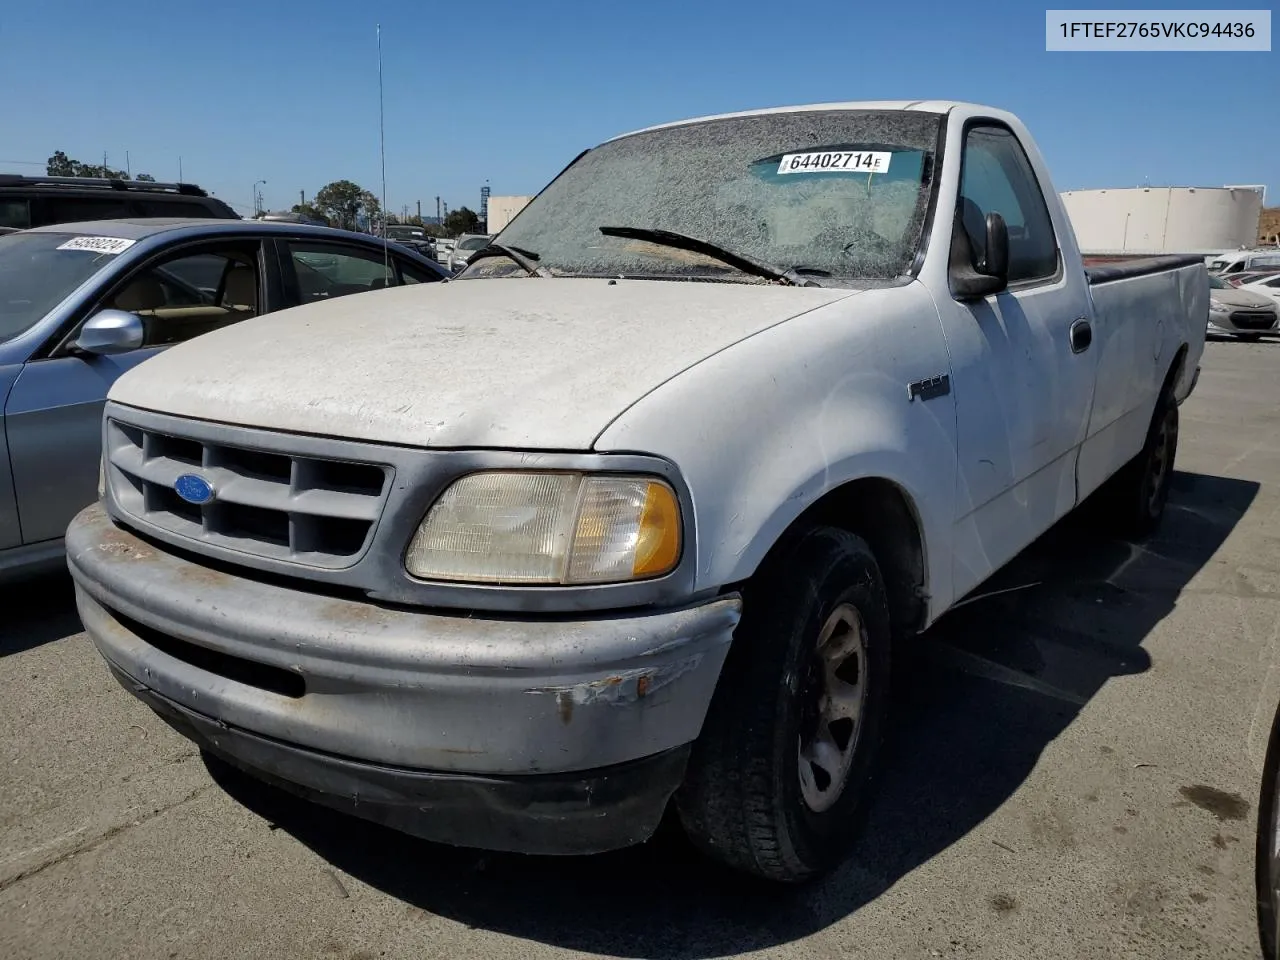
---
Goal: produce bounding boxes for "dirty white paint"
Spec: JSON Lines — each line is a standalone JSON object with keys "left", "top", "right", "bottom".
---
{"left": 108, "top": 101, "right": 1206, "bottom": 631}
{"left": 108, "top": 279, "right": 855, "bottom": 450}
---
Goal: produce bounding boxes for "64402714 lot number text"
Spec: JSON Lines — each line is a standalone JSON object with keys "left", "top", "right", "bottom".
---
{"left": 776, "top": 151, "right": 892, "bottom": 175}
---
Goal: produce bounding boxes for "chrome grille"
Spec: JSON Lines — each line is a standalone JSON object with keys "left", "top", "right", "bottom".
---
{"left": 105, "top": 418, "right": 391, "bottom": 568}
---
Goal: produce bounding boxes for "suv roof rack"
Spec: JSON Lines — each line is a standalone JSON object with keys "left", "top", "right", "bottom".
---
{"left": 0, "top": 174, "right": 210, "bottom": 197}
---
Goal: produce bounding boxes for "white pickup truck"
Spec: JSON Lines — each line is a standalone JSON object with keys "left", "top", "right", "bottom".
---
{"left": 67, "top": 101, "right": 1207, "bottom": 882}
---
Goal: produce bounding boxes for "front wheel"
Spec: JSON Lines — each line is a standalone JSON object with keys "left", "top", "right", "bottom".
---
{"left": 675, "top": 527, "right": 891, "bottom": 882}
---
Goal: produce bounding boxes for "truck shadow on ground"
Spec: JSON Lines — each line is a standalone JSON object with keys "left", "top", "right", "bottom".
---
{"left": 207, "top": 469, "right": 1257, "bottom": 960}
{"left": 0, "top": 570, "right": 80, "bottom": 657}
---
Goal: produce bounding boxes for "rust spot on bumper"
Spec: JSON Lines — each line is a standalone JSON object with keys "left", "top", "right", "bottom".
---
{"left": 526, "top": 655, "right": 702, "bottom": 713}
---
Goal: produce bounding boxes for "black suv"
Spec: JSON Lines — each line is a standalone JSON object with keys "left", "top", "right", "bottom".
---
{"left": 0, "top": 175, "right": 240, "bottom": 235}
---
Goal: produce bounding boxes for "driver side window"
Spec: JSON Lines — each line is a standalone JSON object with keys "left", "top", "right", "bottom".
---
{"left": 958, "top": 126, "right": 1059, "bottom": 284}
{"left": 105, "top": 245, "right": 261, "bottom": 347}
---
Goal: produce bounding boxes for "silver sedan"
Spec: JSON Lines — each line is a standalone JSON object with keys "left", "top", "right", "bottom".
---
{"left": 1208, "top": 273, "right": 1279, "bottom": 340}
{"left": 0, "top": 218, "right": 447, "bottom": 581}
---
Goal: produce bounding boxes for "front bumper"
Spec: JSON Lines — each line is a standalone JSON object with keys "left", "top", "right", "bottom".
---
{"left": 67, "top": 504, "right": 740, "bottom": 852}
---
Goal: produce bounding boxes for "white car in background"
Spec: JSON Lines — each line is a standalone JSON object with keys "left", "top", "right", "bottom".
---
{"left": 1208, "top": 274, "right": 1279, "bottom": 339}
{"left": 1209, "top": 251, "right": 1280, "bottom": 275}
{"left": 1236, "top": 272, "right": 1280, "bottom": 305}
{"left": 448, "top": 233, "right": 491, "bottom": 272}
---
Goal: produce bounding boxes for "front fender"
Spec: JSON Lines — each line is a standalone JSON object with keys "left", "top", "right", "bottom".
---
{"left": 595, "top": 286, "right": 960, "bottom": 621}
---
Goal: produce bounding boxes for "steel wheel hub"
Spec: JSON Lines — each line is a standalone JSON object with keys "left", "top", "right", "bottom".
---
{"left": 797, "top": 603, "right": 869, "bottom": 813}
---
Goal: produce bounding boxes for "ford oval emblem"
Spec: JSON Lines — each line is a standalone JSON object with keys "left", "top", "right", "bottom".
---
{"left": 174, "top": 473, "right": 214, "bottom": 505}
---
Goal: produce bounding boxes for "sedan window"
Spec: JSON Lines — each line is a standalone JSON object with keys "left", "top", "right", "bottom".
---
{"left": 286, "top": 242, "right": 398, "bottom": 304}
{"left": 103, "top": 245, "right": 262, "bottom": 347}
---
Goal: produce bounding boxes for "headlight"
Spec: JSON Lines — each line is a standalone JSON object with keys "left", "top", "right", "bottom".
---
{"left": 404, "top": 471, "right": 682, "bottom": 585}
{"left": 1209, "top": 300, "right": 1230, "bottom": 313}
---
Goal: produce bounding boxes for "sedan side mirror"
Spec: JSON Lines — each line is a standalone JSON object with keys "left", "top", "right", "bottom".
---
{"left": 77, "top": 310, "right": 144, "bottom": 355}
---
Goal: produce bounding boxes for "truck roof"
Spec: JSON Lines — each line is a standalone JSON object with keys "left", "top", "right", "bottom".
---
{"left": 606, "top": 100, "right": 996, "bottom": 143}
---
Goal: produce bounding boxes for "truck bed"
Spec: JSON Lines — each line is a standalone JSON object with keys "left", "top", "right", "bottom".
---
{"left": 1083, "top": 254, "right": 1208, "bottom": 285}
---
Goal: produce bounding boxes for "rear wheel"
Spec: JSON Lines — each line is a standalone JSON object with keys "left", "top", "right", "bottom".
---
{"left": 1100, "top": 387, "right": 1179, "bottom": 539}
{"left": 675, "top": 527, "right": 891, "bottom": 882}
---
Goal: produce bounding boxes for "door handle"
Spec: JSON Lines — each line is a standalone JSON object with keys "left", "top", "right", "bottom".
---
{"left": 1070, "top": 318, "right": 1093, "bottom": 354}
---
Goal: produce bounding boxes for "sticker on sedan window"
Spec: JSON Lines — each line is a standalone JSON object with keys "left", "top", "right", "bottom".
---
{"left": 776, "top": 151, "right": 892, "bottom": 175}
{"left": 56, "top": 236, "right": 136, "bottom": 255}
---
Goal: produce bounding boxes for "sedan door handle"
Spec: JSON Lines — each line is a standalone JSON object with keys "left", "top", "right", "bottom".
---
{"left": 1070, "top": 318, "right": 1093, "bottom": 353}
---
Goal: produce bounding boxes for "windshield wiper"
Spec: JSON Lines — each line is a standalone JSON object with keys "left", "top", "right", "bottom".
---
{"left": 462, "top": 242, "right": 549, "bottom": 277}
{"left": 598, "top": 226, "right": 821, "bottom": 287}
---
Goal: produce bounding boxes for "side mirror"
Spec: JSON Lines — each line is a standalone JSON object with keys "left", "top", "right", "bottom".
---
{"left": 76, "top": 310, "right": 144, "bottom": 355}
{"left": 978, "top": 212, "right": 1010, "bottom": 285}
{"left": 951, "top": 211, "right": 1011, "bottom": 301}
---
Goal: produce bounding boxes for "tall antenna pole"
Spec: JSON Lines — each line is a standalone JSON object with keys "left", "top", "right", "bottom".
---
{"left": 377, "top": 23, "right": 389, "bottom": 273}
{"left": 178, "top": 156, "right": 183, "bottom": 182}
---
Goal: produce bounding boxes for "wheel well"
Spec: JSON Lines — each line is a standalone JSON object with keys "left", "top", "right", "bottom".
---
{"left": 1163, "top": 343, "right": 1189, "bottom": 397}
{"left": 760, "top": 478, "right": 928, "bottom": 639}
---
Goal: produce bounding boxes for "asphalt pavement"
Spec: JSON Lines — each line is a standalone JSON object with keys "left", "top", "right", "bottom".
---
{"left": 2, "top": 337, "right": 1279, "bottom": 960}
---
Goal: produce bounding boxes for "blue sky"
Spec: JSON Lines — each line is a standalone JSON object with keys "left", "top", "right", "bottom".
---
{"left": 2, "top": 1, "right": 1275, "bottom": 216}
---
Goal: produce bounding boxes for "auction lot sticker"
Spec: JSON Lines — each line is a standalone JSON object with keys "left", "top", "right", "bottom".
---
{"left": 56, "top": 236, "right": 137, "bottom": 255}
{"left": 777, "top": 151, "right": 892, "bottom": 175}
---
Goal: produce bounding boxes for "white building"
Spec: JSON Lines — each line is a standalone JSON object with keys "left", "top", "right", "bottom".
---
{"left": 487, "top": 195, "right": 535, "bottom": 234}
{"left": 1060, "top": 186, "right": 1263, "bottom": 255}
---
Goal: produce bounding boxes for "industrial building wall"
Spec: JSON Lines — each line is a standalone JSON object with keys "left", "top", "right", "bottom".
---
{"left": 1060, "top": 187, "right": 1263, "bottom": 255}
{"left": 487, "top": 195, "right": 535, "bottom": 234}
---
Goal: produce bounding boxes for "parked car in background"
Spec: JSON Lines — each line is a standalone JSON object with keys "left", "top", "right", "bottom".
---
{"left": 0, "top": 175, "right": 238, "bottom": 236}
{"left": 69, "top": 100, "right": 1206, "bottom": 881}
{"left": 1236, "top": 273, "right": 1280, "bottom": 308}
{"left": 1208, "top": 274, "right": 1279, "bottom": 339}
{"left": 1209, "top": 250, "right": 1280, "bottom": 275}
{"left": 0, "top": 218, "right": 446, "bottom": 582}
{"left": 258, "top": 210, "right": 328, "bottom": 228}
{"left": 448, "top": 233, "right": 491, "bottom": 271}
{"left": 383, "top": 224, "right": 436, "bottom": 258}
{"left": 1223, "top": 269, "right": 1280, "bottom": 287}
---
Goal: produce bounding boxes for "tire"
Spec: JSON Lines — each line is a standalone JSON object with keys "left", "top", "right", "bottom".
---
{"left": 675, "top": 527, "right": 892, "bottom": 882}
{"left": 1100, "top": 386, "right": 1180, "bottom": 540}
{"left": 1258, "top": 699, "right": 1280, "bottom": 960}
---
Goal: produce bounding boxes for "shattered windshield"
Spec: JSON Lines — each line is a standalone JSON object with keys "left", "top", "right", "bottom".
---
{"left": 470, "top": 109, "right": 941, "bottom": 286}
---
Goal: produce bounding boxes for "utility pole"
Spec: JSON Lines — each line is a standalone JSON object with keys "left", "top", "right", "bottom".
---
{"left": 416, "top": 199, "right": 421, "bottom": 222}
{"left": 178, "top": 156, "right": 183, "bottom": 182}
{"left": 103, "top": 151, "right": 108, "bottom": 176}
{"left": 300, "top": 189, "right": 305, "bottom": 207}
{"left": 126, "top": 151, "right": 131, "bottom": 178}
{"left": 436, "top": 196, "right": 440, "bottom": 223}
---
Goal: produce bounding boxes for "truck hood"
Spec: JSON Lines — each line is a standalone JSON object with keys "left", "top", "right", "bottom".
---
{"left": 109, "top": 278, "right": 857, "bottom": 449}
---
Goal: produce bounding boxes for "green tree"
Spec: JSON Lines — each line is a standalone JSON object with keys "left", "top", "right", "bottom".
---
{"left": 46, "top": 150, "right": 154, "bottom": 181}
{"left": 290, "top": 203, "right": 329, "bottom": 225}
{"left": 313, "top": 180, "right": 380, "bottom": 231}
{"left": 443, "top": 206, "right": 481, "bottom": 236}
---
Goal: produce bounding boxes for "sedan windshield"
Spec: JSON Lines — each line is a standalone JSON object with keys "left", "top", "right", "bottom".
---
{"left": 472, "top": 109, "right": 941, "bottom": 286}
{"left": 0, "top": 232, "right": 123, "bottom": 343}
